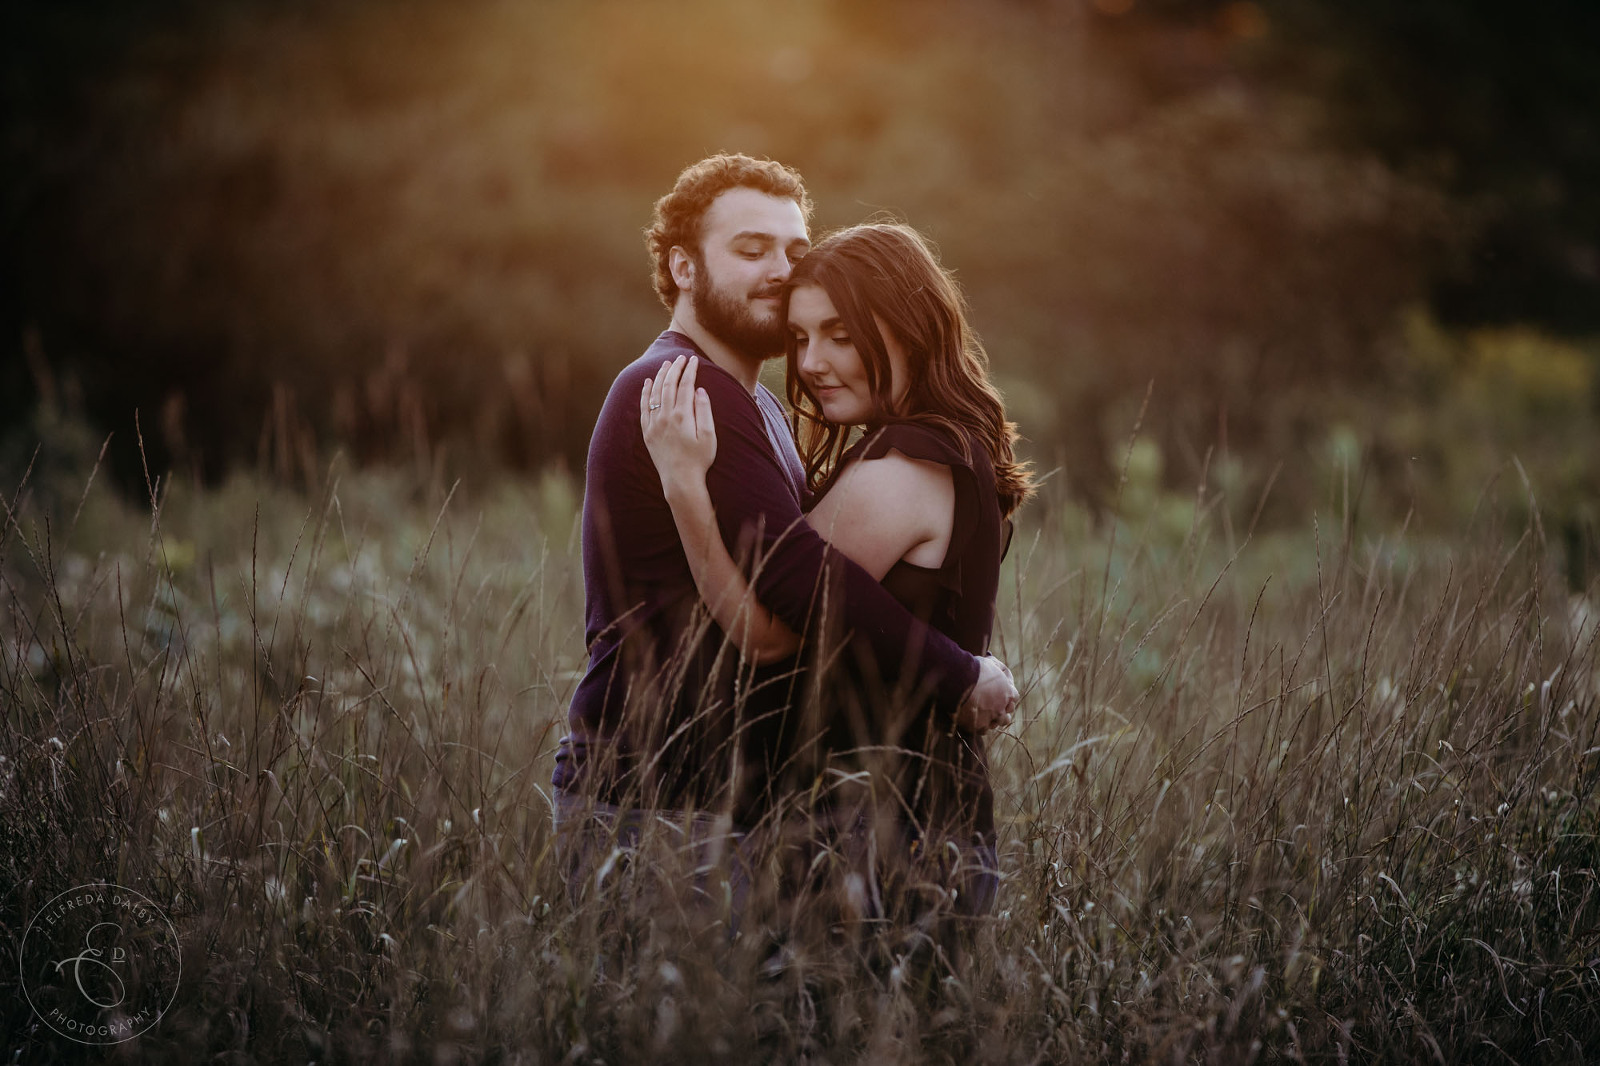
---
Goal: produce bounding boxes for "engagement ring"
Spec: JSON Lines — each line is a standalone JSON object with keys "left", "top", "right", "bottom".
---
{"left": 648, "top": 403, "right": 661, "bottom": 410}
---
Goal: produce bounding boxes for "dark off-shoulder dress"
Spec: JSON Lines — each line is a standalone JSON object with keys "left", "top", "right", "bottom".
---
{"left": 816, "top": 420, "right": 1009, "bottom": 912}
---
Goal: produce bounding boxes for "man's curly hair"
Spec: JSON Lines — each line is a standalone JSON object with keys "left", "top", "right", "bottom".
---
{"left": 645, "top": 154, "right": 813, "bottom": 312}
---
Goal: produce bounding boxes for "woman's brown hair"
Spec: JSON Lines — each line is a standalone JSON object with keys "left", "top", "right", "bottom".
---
{"left": 784, "top": 222, "right": 1035, "bottom": 518}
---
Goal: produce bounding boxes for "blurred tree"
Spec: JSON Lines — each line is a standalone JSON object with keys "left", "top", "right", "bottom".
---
{"left": 1140, "top": 0, "right": 1600, "bottom": 333}
{"left": 1299, "top": 0, "right": 1600, "bottom": 333}
{"left": 1, "top": 0, "right": 1590, "bottom": 530}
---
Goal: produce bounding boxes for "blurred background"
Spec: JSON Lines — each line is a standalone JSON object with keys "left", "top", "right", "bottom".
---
{"left": 3, "top": 0, "right": 1597, "bottom": 581}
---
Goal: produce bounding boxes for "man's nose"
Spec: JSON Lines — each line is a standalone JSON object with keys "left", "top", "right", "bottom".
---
{"left": 766, "top": 249, "right": 792, "bottom": 283}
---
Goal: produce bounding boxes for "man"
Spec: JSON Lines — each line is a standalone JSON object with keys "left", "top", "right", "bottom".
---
{"left": 552, "top": 154, "right": 1016, "bottom": 895}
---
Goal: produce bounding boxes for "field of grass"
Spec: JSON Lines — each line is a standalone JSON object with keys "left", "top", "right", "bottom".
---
{"left": 3, "top": 454, "right": 1598, "bottom": 1063}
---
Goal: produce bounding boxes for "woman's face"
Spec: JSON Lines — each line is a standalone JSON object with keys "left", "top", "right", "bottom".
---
{"left": 789, "top": 283, "right": 909, "bottom": 426}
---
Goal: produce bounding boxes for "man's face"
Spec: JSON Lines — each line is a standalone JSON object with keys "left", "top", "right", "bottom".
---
{"left": 688, "top": 187, "right": 810, "bottom": 357}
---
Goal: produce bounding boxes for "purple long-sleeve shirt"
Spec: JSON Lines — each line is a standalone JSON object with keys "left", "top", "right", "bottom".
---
{"left": 552, "top": 330, "right": 980, "bottom": 814}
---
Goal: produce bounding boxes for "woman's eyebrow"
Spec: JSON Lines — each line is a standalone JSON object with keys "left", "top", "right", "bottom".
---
{"left": 790, "top": 317, "right": 844, "bottom": 331}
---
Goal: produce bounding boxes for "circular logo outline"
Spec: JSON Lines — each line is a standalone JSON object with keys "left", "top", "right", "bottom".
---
{"left": 19, "top": 882, "right": 181, "bottom": 1045}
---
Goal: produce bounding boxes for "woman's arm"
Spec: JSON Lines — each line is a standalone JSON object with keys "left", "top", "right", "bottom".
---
{"left": 641, "top": 356, "right": 800, "bottom": 664}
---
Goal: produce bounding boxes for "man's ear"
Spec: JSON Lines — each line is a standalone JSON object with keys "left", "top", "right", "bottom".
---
{"left": 669, "top": 247, "right": 696, "bottom": 293}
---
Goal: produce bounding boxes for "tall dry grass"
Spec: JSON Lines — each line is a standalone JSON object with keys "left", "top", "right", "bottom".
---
{"left": 2, "top": 450, "right": 1597, "bottom": 1063}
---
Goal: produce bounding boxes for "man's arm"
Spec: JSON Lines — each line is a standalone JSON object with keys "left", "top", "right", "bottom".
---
{"left": 696, "top": 368, "right": 981, "bottom": 712}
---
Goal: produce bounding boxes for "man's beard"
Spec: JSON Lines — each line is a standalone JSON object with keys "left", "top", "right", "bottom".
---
{"left": 692, "top": 262, "right": 786, "bottom": 358}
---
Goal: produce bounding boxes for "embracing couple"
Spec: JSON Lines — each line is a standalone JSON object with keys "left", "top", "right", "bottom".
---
{"left": 552, "top": 153, "right": 1033, "bottom": 927}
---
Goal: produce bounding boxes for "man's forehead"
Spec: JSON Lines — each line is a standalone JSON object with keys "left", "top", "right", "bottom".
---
{"left": 703, "top": 187, "right": 809, "bottom": 242}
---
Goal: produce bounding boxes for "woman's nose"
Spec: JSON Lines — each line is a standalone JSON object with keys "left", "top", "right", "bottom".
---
{"left": 799, "top": 343, "right": 825, "bottom": 377}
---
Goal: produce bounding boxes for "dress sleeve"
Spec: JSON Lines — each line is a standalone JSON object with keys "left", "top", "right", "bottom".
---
{"left": 696, "top": 373, "right": 981, "bottom": 711}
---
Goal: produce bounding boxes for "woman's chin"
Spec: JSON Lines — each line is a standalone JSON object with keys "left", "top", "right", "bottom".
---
{"left": 817, "top": 400, "right": 864, "bottom": 425}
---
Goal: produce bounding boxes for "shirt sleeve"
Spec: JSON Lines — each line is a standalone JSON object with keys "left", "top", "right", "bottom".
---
{"left": 697, "top": 370, "right": 981, "bottom": 712}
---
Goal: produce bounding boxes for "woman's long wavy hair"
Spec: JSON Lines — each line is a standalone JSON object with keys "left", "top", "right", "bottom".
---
{"left": 784, "top": 222, "right": 1035, "bottom": 518}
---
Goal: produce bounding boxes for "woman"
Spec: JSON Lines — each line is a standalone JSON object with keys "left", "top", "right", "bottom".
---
{"left": 640, "top": 222, "right": 1033, "bottom": 918}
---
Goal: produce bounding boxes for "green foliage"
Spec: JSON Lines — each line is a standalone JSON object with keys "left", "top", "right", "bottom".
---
{"left": 1372, "top": 310, "right": 1600, "bottom": 584}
